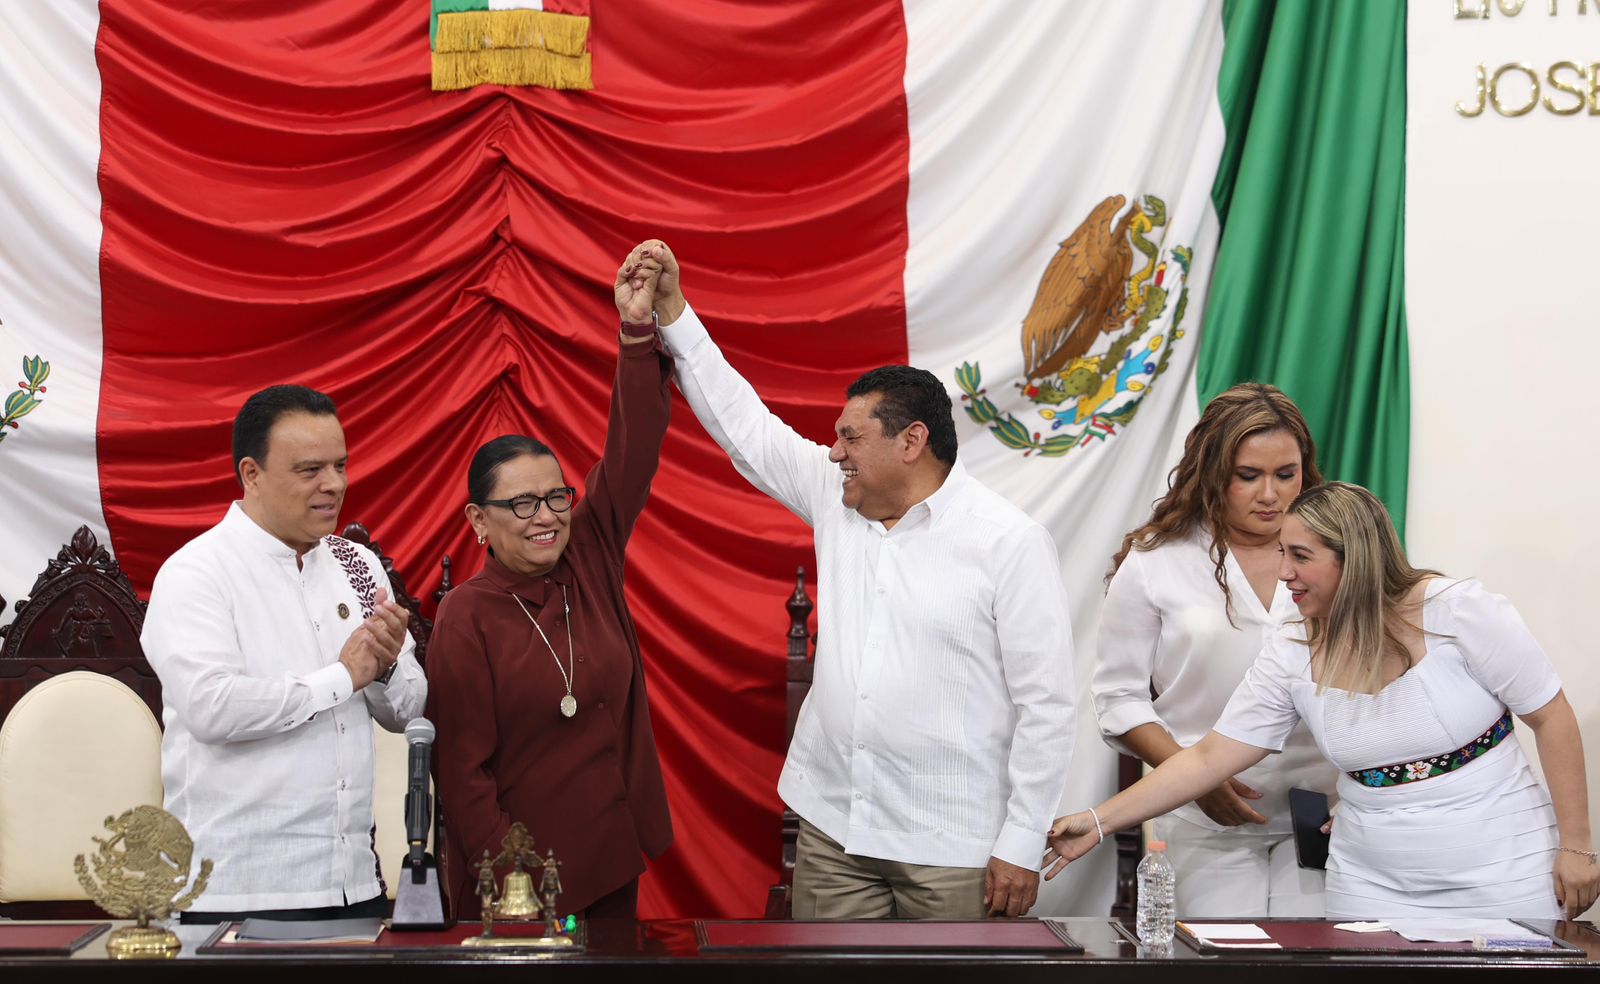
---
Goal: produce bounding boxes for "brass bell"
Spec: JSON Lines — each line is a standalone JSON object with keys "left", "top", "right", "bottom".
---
{"left": 495, "top": 868, "right": 539, "bottom": 918}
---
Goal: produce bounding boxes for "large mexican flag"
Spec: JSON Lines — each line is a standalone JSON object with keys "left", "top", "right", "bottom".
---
{"left": 0, "top": 0, "right": 1407, "bottom": 917}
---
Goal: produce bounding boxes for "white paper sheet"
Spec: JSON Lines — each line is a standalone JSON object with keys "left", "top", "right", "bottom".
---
{"left": 1385, "top": 919, "right": 1541, "bottom": 943}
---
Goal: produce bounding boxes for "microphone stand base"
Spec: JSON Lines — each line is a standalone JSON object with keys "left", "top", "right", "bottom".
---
{"left": 389, "top": 854, "right": 449, "bottom": 932}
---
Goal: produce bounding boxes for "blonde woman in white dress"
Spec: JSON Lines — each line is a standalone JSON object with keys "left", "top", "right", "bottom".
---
{"left": 1093, "top": 383, "right": 1338, "bottom": 916}
{"left": 1054, "top": 482, "right": 1599, "bottom": 920}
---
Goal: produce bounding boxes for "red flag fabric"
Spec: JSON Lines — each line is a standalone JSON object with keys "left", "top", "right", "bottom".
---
{"left": 96, "top": 0, "right": 909, "bottom": 917}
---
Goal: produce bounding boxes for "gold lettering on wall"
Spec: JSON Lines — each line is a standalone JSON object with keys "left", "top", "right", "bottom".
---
{"left": 1544, "top": 61, "right": 1587, "bottom": 113}
{"left": 1491, "top": 63, "right": 1541, "bottom": 115}
{"left": 1453, "top": 0, "right": 1600, "bottom": 115}
{"left": 1458, "top": 64, "right": 1489, "bottom": 116}
{"left": 1457, "top": 61, "right": 1600, "bottom": 117}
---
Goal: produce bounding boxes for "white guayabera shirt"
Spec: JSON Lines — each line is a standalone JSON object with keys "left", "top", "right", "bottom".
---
{"left": 661, "top": 305, "right": 1076, "bottom": 870}
{"left": 141, "top": 503, "right": 426, "bottom": 911}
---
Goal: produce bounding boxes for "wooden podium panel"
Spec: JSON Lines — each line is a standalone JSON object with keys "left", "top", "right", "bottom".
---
{"left": 0, "top": 924, "right": 108, "bottom": 956}
{"left": 697, "top": 918, "right": 1081, "bottom": 953}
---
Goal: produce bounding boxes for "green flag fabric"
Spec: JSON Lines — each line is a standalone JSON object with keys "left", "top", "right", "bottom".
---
{"left": 1203, "top": 0, "right": 1411, "bottom": 536}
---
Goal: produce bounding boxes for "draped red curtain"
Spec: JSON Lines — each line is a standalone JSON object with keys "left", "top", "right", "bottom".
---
{"left": 95, "top": 0, "right": 910, "bottom": 917}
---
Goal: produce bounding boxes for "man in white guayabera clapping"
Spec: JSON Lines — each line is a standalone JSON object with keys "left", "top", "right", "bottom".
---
{"left": 143, "top": 385, "right": 425, "bottom": 923}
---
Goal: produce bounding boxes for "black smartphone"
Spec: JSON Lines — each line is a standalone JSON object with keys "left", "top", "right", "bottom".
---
{"left": 1288, "top": 787, "right": 1331, "bottom": 870}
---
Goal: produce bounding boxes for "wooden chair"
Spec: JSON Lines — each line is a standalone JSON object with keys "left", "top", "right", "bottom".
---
{"left": 1111, "top": 754, "right": 1142, "bottom": 918}
{"left": 0, "top": 526, "right": 156, "bottom": 726}
{"left": 0, "top": 671, "right": 163, "bottom": 917}
{"left": 763, "top": 567, "right": 814, "bottom": 919}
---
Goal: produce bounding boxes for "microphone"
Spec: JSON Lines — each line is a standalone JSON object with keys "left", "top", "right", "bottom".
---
{"left": 392, "top": 716, "right": 447, "bottom": 930}
{"left": 404, "top": 717, "right": 435, "bottom": 871}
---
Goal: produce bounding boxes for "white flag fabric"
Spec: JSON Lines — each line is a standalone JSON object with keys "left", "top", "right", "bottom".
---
{"left": 0, "top": 3, "right": 109, "bottom": 611}
{"left": 905, "top": 0, "right": 1225, "bottom": 913}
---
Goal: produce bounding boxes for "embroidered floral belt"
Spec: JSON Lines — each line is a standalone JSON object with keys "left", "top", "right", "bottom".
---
{"left": 1347, "top": 710, "right": 1513, "bottom": 788}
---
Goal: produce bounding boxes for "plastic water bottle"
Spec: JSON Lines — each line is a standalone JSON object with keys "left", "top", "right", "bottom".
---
{"left": 1135, "top": 840, "right": 1176, "bottom": 949}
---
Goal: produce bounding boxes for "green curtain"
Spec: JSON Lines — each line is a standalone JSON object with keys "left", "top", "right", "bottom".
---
{"left": 1203, "top": 0, "right": 1411, "bottom": 536}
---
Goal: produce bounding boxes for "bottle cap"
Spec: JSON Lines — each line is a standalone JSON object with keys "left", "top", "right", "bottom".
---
{"left": 1147, "top": 840, "right": 1166, "bottom": 851}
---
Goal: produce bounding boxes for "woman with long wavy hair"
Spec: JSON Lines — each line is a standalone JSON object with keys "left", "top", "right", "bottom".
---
{"left": 1056, "top": 482, "right": 1598, "bottom": 919}
{"left": 1091, "top": 383, "right": 1338, "bottom": 916}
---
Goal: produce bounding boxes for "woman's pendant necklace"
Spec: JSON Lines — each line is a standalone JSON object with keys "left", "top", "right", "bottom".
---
{"left": 511, "top": 585, "right": 577, "bottom": 718}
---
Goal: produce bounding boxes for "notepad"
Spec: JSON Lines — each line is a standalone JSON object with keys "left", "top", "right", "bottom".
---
{"left": 1177, "top": 922, "right": 1272, "bottom": 942}
{"left": 234, "top": 917, "right": 384, "bottom": 944}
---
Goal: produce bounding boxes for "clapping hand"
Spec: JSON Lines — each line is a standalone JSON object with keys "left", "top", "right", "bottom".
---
{"left": 338, "top": 586, "right": 408, "bottom": 690}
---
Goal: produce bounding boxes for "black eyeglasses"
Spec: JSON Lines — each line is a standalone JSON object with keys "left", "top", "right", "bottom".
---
{"left": 479, "top": 488, "right": 577, "bottom": 519}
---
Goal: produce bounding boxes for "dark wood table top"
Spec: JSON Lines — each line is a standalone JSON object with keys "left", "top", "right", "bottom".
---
{"left": 3, "top": 917, "right": 1597, "bottom": 982}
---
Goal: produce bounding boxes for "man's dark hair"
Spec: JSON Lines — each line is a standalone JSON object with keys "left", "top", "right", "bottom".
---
{"left": 468, "top": 435, "right": 559, "bottom": 505}
{"left": 845, "top": 365, "right": 958, "bottom": 466}
{"left": 232, "top": 385, "right": 339, "bottom": 486}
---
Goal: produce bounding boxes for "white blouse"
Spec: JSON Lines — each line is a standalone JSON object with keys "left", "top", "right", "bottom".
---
{"left": 1092, "top": 531, "right": 1336, "bottom": 832}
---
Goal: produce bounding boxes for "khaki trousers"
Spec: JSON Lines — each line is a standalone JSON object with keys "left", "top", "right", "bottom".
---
{"left": 792, "top": 819, "right": 986, "bottom": 919}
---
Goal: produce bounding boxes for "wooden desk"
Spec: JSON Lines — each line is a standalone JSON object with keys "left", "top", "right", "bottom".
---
{"left": 3, "top": 918, "right": 1597, "bottom": 982}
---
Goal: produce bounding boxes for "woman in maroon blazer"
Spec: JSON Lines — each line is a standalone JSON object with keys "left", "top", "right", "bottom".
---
{"left": 426, "top": 245, "right": 673, "bottom": 920}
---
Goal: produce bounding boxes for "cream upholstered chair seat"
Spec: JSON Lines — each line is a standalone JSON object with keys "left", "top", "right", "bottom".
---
{"left": 0, "top": 671, "right": 163, "bottom": 902}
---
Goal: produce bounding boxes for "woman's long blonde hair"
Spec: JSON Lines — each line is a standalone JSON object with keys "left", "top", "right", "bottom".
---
{"left": 1109, "top": 382, "right": 1322, "bottom": 625}
{"left": 1287, "top": 482, "right": 1443, "bottom": 695}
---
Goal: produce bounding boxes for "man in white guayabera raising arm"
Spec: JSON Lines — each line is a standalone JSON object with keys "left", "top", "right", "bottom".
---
{"left": 620, "top": 241, "right": 1075, "bottom": 918}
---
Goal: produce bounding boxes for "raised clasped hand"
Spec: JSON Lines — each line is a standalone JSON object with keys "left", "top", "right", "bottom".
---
{"left": 614, "top": 244, "right": 660, "bottom": 324}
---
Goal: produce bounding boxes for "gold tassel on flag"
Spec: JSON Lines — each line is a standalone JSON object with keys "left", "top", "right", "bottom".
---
{"left": 432, "top": 49, "right": 593, "bottom": 92}
{"left": 432, "top": 10, "right": 593, "bottom": 92}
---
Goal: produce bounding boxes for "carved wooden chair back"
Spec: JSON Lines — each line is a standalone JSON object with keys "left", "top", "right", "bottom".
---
{"left": 0, "top": 527, "right": 156, "bottom": 726}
